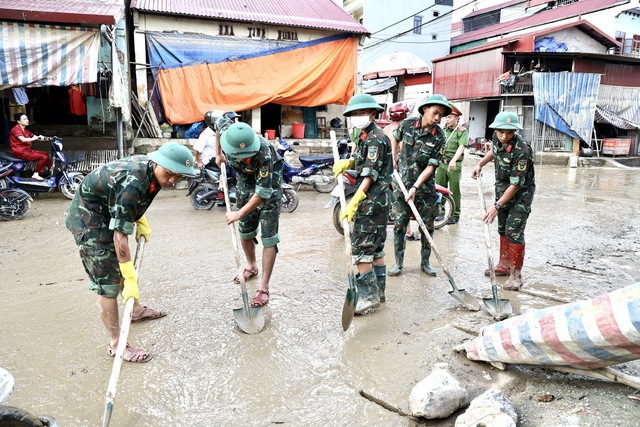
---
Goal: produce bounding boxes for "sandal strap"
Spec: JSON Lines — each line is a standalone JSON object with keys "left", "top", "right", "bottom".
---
{"left": 256, "top": 289, "right": 269, "bottom": 295}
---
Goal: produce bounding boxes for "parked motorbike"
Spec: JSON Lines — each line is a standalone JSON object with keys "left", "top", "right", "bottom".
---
{"left": 0, "top": 136, "right": 85, "bottom": 200}
{"left": 276, "top": 138, "right": 350, "bottom": 193}
{"left": 187, "top": 165, "right": 237, "bottom": 210}
{"left": 0, "top": 367, "right": 57, "bottom": 426}
{"left": 325, "top": 170, "right": 456, "bottom": 235}
{"left": 0, "top": 162, "right": 32, "bottom": 221}
{"left": 187, "top": 165, "right": 299, "bottom": 213}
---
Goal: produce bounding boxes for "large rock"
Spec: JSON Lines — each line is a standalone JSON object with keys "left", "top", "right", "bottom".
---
{"left": 455, "top": 388, "right": 518, "bottom": 427}
{"left": 409, "top": 363, "right": 470, "bottom": 419}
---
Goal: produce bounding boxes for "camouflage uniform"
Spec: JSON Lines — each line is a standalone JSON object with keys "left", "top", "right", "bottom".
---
{"left": 65, "top": 156, "right": 161, "bottom": 298}
{"left": 392, "top": 118, "right": 445, "bottom": 267}
{"left": 436, "top": 125, "right": 469, "bottom": 220}
{"left": 227, "top": 138, "right": 284, "bottom": 248}
{"left": 491, "top": 132, "right": 535, "bottom": 244}
{"left": 351, "top": 122, "right": 393, "bottom": 264}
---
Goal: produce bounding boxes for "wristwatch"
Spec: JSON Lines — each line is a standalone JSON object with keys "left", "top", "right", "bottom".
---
{"left": 494, "top": 203, "right": 502, "bottom": 210}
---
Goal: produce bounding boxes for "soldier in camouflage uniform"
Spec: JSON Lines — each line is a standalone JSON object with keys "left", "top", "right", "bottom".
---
{"left": 333, "top": 94, "right": 392, "bottom": 314}
{"left": 388, "top": 94, "right": 451, "bottom": 277}
{"left": 471, "top": 111, "right": 535, "bottom": 290}
{"left": 65, "top": 142, "right": 196, "bottom": 362}
{"left": 436, "top": 103, "right": 468, "bottom": 224}
{"left": 220, "top": 122, "right": 283, "bottom": 307}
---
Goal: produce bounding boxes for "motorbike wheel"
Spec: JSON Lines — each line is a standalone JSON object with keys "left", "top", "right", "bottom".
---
{"left": 281, "top": 188, "right": 299, "bottom": 213}
{"left": 190, "top": 183, "right": 216, "bottom": 210}
{"left": 434, "top": 192, "right": 456, "bottom": 229}
{"left": 59, "top": 174, "right": 85, "bottom": 200}
{"left": 0, "top": 190, "right": 31, "bottom": 221}
{"left": 333, "top": 194, "right": 354, "bottom": 236}
{"left": 312, "top": 168, "right": 337, "bottom": 193}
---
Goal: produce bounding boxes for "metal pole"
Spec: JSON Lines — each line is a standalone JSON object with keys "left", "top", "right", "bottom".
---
{"left": 116, "top": 108, "right": 123, "bottom": 158}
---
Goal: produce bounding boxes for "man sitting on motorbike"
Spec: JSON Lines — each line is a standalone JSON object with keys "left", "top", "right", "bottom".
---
{"left": 219, "top": 122, "right": 284, "bottom": 307}
{"left": 193, "top": 110, "right": 225, "bottom": 171}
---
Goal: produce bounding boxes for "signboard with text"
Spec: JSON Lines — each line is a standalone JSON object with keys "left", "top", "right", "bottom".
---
{"left": 602, "top": 138, "right": 631, "bottom": 156}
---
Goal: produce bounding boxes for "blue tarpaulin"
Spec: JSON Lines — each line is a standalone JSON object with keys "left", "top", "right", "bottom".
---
{"left": 533, "top": 72, "right": 600, "bottom": 143}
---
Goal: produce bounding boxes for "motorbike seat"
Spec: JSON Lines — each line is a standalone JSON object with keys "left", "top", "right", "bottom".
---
{"left": 0, "top": 150, "right": 24, "bottom": 162}
{"left": 298, "top": 154, "right": 334, "bottom": 165}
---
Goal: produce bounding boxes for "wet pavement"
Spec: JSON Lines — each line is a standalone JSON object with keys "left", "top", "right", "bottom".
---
{"left": 1, "top": 157, "right": 640, "bottom": 426}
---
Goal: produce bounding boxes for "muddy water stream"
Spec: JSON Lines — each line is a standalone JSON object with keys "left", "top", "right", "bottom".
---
{"left": 1, "top": 159, "right": 639, "bottom": 426}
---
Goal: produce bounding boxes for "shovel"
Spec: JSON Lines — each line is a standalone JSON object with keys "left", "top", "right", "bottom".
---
{"left": 103, "top": 236, "right": 146, "bottom": 427}
{"left": 392, "top": 170, "right": 480, "bottom": 311}
{"left": 221, "top": 163, "right": 265, "bottom": 334}
{"left": 330, "top": 130, "right": 358, "bottom": 331}
{"left": 476, "top": 174, "right": 513, "bottom": 320}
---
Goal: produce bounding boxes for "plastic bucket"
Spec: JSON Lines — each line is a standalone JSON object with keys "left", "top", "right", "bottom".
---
{"left": 292, "top": 123, "right": 305, "bottom": 139}
{"left": 265, "top": 129, "right": 276, "bottom": 140}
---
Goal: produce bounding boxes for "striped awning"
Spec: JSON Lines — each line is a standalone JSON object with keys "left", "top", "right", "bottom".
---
{"left": 0, "top": 22, "right": 101, "bottom": 89}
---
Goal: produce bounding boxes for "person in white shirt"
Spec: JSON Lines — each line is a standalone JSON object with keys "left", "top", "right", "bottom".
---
{"left": 193, "top": 110, "right": 225, "bottom": 170}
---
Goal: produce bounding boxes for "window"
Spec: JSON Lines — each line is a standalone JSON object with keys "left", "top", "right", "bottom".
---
{"left": 413, "top": 16, "right": 422, "bottom": 34}
{"left": 219, "top": 25, "right": 234, "bottom": 36}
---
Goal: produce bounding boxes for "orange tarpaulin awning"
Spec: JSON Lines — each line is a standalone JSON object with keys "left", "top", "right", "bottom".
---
{"left": 156, "top": 35, "right": 358, "bottom": 124}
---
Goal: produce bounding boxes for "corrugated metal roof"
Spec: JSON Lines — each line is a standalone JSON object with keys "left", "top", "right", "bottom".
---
{"left": 130, "top": 0, "right": 369, "bottom": 34}
{"left": 465, "top": 0, "right": 526, "bottom": 19}
{"left": 453, "top": 0, "right": 629, "bottom": 47}
{"left": 0, "top": 0, "right": 123, "bottom": 25}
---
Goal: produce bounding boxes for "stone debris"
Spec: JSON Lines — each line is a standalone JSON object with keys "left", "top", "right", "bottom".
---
{"left": 409, "top": 363, "right": 470, "bottom": 419}
{"left": 455, "top": 388, "right": 518, "bottom": 427}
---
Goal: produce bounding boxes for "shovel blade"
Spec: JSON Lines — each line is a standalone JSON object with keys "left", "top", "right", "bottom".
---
{"left": 233, "top": 306, "right": 265, "bottom": 334}
{"left": 482, "top": 297, "right": 513, "bottom": 320}
{"left": 448, "top": 289, "right": 481, "bottom": 311}
{"left": 341, "top": 274, "right": 358, "bottom": 331}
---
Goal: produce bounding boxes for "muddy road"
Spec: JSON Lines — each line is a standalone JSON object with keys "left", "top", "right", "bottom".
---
{"left": 2, "top": 159, "right": 640, "bottom": 426}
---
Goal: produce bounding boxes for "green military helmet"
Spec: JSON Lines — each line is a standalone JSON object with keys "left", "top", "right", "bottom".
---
{"left": 220, "top": 122, "right": 260, "bottom": 159}
{"left": 343, "top": 93, "right": 384, "bottom": 117}
{"left": 489, "top": 111, "right": 523, "bottom": 130}
{"left": 204, "top": 109, "right": 225, "bottom": 127}
{"left": 417, "top": 94, "right": 452, "bottom": 116}
{"left": 148, "top": 142, "right": 196, "bottom": 177}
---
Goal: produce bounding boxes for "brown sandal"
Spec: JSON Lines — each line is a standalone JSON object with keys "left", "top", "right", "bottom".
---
{"left": 108, "top": 343, "right": 152, "bottom": 363}
{"left": 234, "top": 268, "right": 258, "bottom": 284}
{"left": 131, "top": 306, "right": 167, "bottom": 323}
{"left": 251, "top": 289, "right": 269, "bottom": 307}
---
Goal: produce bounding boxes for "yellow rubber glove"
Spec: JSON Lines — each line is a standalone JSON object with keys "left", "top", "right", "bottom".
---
{"left": 332, "top": 158, "right": 355, "bottom": 178}
{"left": 135, "top": 215, "right": 151, "bottom": 242}
{"left": 120, "top": 261, "right": 139, "bottom": 304}
{"left": 340, "top": 189, "right": 367, "bottom": 222}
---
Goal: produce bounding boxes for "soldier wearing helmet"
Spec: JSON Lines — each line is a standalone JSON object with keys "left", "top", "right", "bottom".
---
{"left": 388, "top": 94, "right": 451, "bottom": 278}
{"left": 65, "top": 142, "right": 196, "bottom": 363}
{"left": 384, "top": 101, "right": 418, "bottom": 241}
{"left": 471, "top": 111, "right": 535, "bottom": 291}
{"left": 435, "top": 102, "right": 468, "bottom": 225}
{"left": 332, "top": 93, "right": 393, "bottom": 314}
{"left": 194, "top": 110, "right": 225, "bottom": 170}
{"left": 220, "top": 122, "right": 284, "bottom": 307}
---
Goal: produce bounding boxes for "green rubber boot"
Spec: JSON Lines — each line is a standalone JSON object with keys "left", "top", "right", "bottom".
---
{"left": 388, "top": 234, "right": 406, "bottom": 277}
{"left": 420, "top": 232, "right": 437, "bottom": 277}
{"left": 373, "top": 265, "right": 386, "bottom": 303}
{"left": 355, "top": 270, "right": 380, "bottom": 314}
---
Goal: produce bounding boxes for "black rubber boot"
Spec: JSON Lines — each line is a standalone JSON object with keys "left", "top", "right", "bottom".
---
{"left": 420, "top": 231, "right": 437, "bottom": 277}
{"left": 355, "top": 270, "right": 380, "bottom": 314}
{"left": 373, "top": 265, "right": 386, "bottom": 303}
{"left": 388, "top": 234, "right": 406, "bottom": 276}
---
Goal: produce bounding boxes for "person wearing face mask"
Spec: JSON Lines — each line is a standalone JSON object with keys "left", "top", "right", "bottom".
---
{"left": 332, "top": 94, "right": 393, "bottom": 314}
{"left": 388, "top": 94, "right": 451, "bottom": 278}
{"left": 65, "top": 142, "right": 196, "bottom": 363}
{"left": 471, "top": 112, "right": 535, "bottom": 291}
